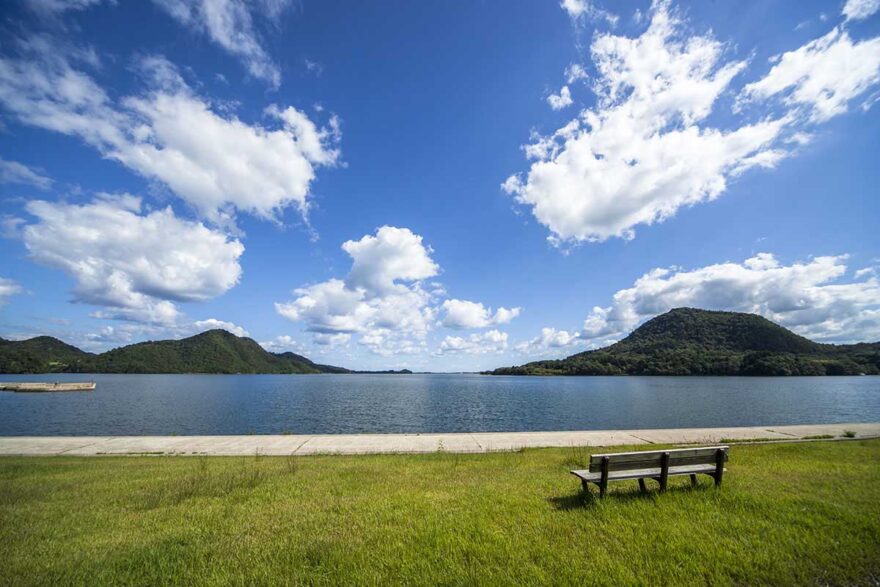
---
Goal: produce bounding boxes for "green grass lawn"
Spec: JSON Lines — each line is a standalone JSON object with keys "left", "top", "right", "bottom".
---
{"left": 2, "top": 440, "right": 879, "bottom": 586}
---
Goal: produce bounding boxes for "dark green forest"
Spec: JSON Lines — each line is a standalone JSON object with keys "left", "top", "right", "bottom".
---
{"left": 0, "top": 329, "right": 348, "bottom": 374}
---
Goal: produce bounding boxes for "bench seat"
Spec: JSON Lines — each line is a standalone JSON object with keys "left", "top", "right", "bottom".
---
{"left": 570, "top": 446, "right": 729, "bottom": 498}
{"left": 571, "top": 463, "right": 724, "bottom": 483}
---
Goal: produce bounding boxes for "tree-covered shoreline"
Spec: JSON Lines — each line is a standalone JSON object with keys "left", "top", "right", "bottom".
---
{"left": 488, "top": 308, "right": 880, "bottom": 376}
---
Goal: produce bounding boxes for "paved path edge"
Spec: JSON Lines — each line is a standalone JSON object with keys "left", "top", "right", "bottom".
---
{"left": 0, "top": 422, "right": 878, "bottom": 456}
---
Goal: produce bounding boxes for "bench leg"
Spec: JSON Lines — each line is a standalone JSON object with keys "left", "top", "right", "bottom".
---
{"left": 599, "top": 480, "right": 608, "bottom": 499}
{"left": 714, "top": 449, "right": 725, "bottom": 487}
{"left": 690, "top": 474, "right": 698, "bottom": 487}
{"left": 581, "top": 479, "right": 589, "bottom": 493}
{"left": 638, "top": 478, "right": 647, "bottom": 493}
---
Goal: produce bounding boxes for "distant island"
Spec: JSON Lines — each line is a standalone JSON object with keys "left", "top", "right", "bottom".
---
{"left": 486, "top": 308, "right": 880, "bottom": 376}
{"left": 0, "top": 329, "right": 351, "bottom": 375}
{"left": 5, "top": 309, "right": 879, "bottom": 376}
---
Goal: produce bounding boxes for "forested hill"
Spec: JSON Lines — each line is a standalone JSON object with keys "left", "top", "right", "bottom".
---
{"left": 488, "top": 308, "right": 880, "bottom": 376}
{"left": 0, "top": 330, "right": 349, "bottom": 374}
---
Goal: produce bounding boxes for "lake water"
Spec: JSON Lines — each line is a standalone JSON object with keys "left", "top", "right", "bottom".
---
{"left": 1, "top": 373, "right": 878, "bottom": 436}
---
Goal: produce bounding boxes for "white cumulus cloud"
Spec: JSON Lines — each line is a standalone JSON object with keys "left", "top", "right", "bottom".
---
{"left": 189, "top": 318, "right": 248, "bottom": 337}
{"left": 515, "top": 327, "right": 582, "bottom": 354}
{"left": 80, "top": 317, "right": 249, "bottom": 350}
{"left": 547, "top": 85, "right": 573, "bottom": 110}
{"left": 0, "top": 42, "right": 340, "bottom": 227}
{"left": 505, "top": 1, "right": 880, "bottom": 245}
{"left": 505, "top": 2, "right": 788, "bottom": 243}
{"left": 22, "top": 194, "right": 244, "bottom": 324}
{"left": 843, "top": 0, "right": 880, "bottom": 21}
{"left": 438, "top": 329, "right": 508, "bottom": 355}
{"left": 565, "top": 63, "right": 588, "bottom": 84}
{"left": 342, "top": 225, "right": 439, "bottom": 294}
{"left": 580, "top": 253, "right": 880, "bottom": 344}
{"left": 276, "top": 226, "right": 519, "bottom": 356}
{"left": 440, "top": 299, "right": 521, "bottom": 329}
{"left": 275, "top": 226, "right": 440, "bottom": 355}
{"left": 741, "top": 27, "right": 880, "bottom": 122}
{"left": 560, "top": 0, "right": 617, "bottom": 25}
{"left": 259, "top": 335, "right": 305, "bottom": 353}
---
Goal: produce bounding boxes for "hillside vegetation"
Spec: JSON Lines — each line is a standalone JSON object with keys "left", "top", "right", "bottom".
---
{"left": 489, "top": 308, "right": 880, "bottom": 376}
{"left": 0, "top": 330, "right": 348, "bottom": 374}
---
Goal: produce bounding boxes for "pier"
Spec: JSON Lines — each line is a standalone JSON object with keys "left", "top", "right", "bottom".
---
{"left": 0, "top": 382, "right": 95, "bottom": 392}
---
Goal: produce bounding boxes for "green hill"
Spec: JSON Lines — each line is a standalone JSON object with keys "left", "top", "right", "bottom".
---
{"left": 0, "top": 336, "right": 94, "bottom": 373}
{"left": 0, "top": 330, "right": 348, "bottom": 374}
{"left": 488, "top": 308, "right": 880, "bottom": 376}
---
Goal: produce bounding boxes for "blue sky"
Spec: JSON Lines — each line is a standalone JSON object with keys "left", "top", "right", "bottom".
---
{"left": 1, "top": 0, "right": 879, "bottom": 371}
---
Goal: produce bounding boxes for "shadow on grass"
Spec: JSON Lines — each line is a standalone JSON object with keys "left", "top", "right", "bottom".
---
{"left": 549, "top": 480, "right": 714, "bottom": 510}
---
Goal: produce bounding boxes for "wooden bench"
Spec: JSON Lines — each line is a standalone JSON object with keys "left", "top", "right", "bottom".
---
{"left": 571, "top": 446, "right": 729, "bottom": 498}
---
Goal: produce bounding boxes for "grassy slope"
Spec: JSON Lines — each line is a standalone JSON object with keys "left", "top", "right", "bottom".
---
{"left": 2, "top": 440, "right": 879, "bottom": 585}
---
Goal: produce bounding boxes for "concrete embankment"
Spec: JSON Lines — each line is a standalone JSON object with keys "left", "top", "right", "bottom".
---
{"left": 0, "top": 422, "right": 878, "bottom": 456}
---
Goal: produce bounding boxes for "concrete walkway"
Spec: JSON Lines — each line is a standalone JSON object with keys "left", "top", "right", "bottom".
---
{"left": 1, "top": 422, "right": 878, "bottom": 456}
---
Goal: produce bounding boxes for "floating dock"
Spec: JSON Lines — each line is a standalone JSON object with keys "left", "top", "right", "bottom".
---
{"left": 0, "top": 382, "right": 96, "bottom": 392}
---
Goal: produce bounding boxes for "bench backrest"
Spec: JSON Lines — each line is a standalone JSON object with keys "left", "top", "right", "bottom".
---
{"left": 588, "top": 446, "right": 729, "bottom": 473}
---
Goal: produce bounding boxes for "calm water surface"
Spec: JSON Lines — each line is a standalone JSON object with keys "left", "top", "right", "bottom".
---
{"left": 0, "top": 374, "right": 878, "bottom": 436}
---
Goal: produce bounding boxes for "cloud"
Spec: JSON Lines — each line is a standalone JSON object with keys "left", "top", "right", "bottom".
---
{"left": 505, "top": 2, "right": 788, "bottom": 243}
{"left": 275, "top": 226, "right": 439, "bottom": 355}
{"left": 313, "top": 332, "right": 350, "bottom": 347}
{"left": 579, "top": 253, "right": 880, "bottom": 344}
{"left": 741, "top": 27, "right": 880, "bottom": 122}
{"left": 515, "top": 327, "right": 582, "bottom": 354}
{"left": 25, "top": 0, "right": 105, "bottom": 17}
{"left": 79, "top": 317, "right": 249, "bottom": 350}
{"left": 547, "top": 85, "right": 573, "bottom": 110}
{"left": 0, "top": 216, "right": 26, "bottom": 239}
{"left": 505, "top": 1, "right": 880, "bottom": 244}
{"left": 0, "top": 158, "right": 53, "bottom": 189}
{"left": 22, "top": 194, "right": 243, "bottom": 324}
{"left": 855, "top": 266, "right": 878, "bottom": 279}
{"left": 304, "top": 59, "right": 323, "bottom": 76}
{"left": 152, "top": 0, "right": 292, "bottom": 87}
{"left": 0, "top": 43, "right": 340, "bottom": 227}
{"left": 843, "top": 0, "right": 880, "bottom": 21}
{"left": 0, "top": 277, "right": 24, "bottom": 306}
{"left": 565, "top": 63, "right": 588, "bottom": 84}
{"left": 189, "top": 318, "right": 248, "bottom": 337}
{"left": 342, "top": 226, "right": 439, "bottom": 294}
{"left": 276, "top": 226, "right": 518, "bottom": 356}
{"left": 259, "top": 334, "right": 312, "bottom": 353}
{"left": 559, "top": 0, "right": 617, "bottom": 25}
{"left": 438, "top": 330, "right": 508, "bottom": 355}
{"left": 440, "top": 299, "right": 521, "bottom": 329}
{"left": 260, "top": 335, "right": 298, "bottom": 352}
{"left": 0, "top": 34, "right": 124, "bottom": 149}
